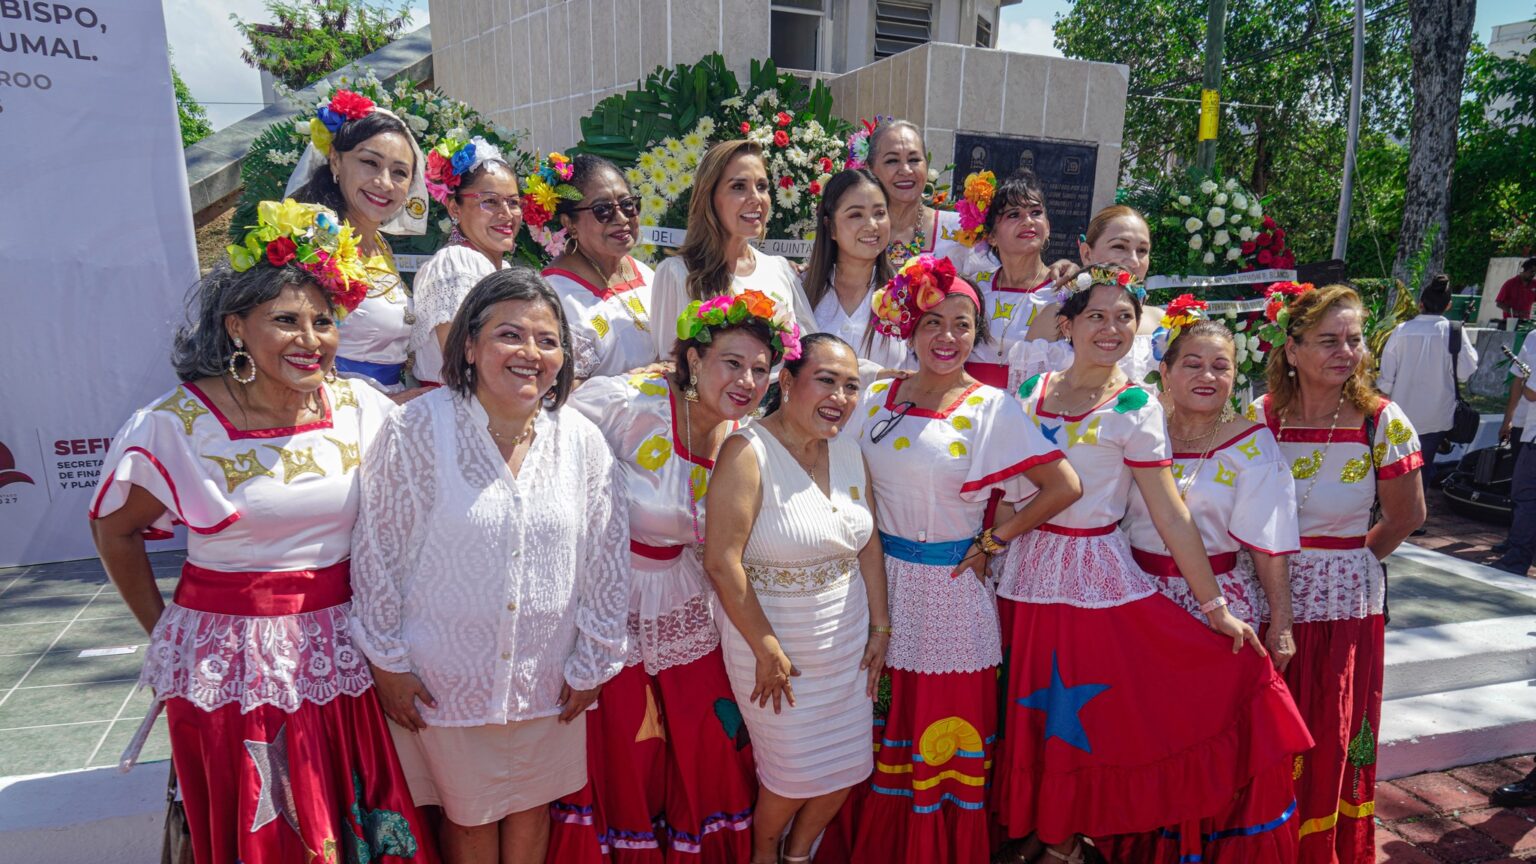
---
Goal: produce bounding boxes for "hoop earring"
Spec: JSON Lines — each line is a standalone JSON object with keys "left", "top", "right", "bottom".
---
{"left": 228, "top": 339, "right": 256, "bottom": 384}
{"left": 324, "top": 365, "right": 339, "bottom": 384}
{"left": 564, "top": 233, "right": 579, "bottom": 256}
{"left": 684, "top": 372, "right": 699, "bottom": 402}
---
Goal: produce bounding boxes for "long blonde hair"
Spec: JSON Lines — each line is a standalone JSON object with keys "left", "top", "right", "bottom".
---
{"left": 1265, "top": 283, "right": 1382, "bottom": 418}
{"left": 678, "top": 140, "right": 766, "bottom": 301}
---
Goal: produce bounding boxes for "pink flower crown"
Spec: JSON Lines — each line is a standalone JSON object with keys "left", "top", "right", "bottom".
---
{"left": 676, "top": 290, "right": 802, "bottom": 362}
{"left": 869, "top": 254, "right": 979, "bottom": 340}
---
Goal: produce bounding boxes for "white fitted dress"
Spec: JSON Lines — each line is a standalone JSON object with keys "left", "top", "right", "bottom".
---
{"left": 718, "top": 425, "right": 875, "bottom": 797}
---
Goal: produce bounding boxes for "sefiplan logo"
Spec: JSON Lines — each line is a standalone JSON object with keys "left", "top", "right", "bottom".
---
{"left": 0, "top": 440, "right": 35, "bottom": 489}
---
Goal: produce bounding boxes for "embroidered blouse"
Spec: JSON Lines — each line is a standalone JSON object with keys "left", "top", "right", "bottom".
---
{"left": 337, "top": 248, "right": 411, "bottom": 370}
{"left": 348, "top": 389, "right": 630, "bottom": 726}
{"left": 410, "top": 245, "right": 503, "bottom": 384}
{"left": 546, "top": 257, "right": 659, "bottom": 379}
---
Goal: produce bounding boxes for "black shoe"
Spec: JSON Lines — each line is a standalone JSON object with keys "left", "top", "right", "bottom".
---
{"left": 1491, "top": 558, "right": 1532, "bottom": 576}
{"left": 1491, "top": 774, "right": 1536, "bottom": 808}
{"left": 1411, "top": 527, "right": 1429, "bottom": 537}
{"left": 1493, "top": 541, "right": 1512, "bottom": 554}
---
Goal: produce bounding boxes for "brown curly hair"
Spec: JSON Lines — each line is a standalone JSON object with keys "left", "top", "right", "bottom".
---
{"left": 1264, "top": 283, "right": 1382, "bottom": 418}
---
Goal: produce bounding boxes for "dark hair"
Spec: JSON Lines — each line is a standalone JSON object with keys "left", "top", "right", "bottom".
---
{"left": 915, "top": 278, "right": 993, "bottom": 347}
{"left": 1058, "top": 265, "right": 1145, "bottom": 322}
{"left": 1523, "top": 257, "right": 1536, "bottom": 271}
{"left": 1420, "top": 274, "right": 1452, "bottom": 314}
{"left": 781, "top": 332, "right": 854, "bottom": 377}
{"left": 802, "top": 169, "right": 895, "bottom": 311}
{"left": 440, "top": 267, "right": 575, "bottom": 408}
{"left": 451, "top": 157, "right": 517, "bottom": 203}
{"left": 670, "top": 320, "right": 776, "bottom": 392}
{"left": 1163, "top": 319, "right": 1236, "bottom": 366}
{"left": 291, "top": 111, "right": 417, "bottom": 221}
{"left": 554, "top": 154, "right": 626, "bottom": 222}
{"left": 981, "top": 168, "right": 1048, "bottom": 241}
{"left": 171, "top": 264, "right": 337, "bottom": 381}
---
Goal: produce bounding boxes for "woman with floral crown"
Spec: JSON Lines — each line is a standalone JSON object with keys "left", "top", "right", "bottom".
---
{"left": 820, "top": 254, "right": 1081, "bottom": 864}
{"left": 288, "top": 89, "right": 431, "bottom": 396}
{"left": 89, "top": 201, "right": 437, "bottom": 864}
{"left": 409, "top": 135, "right": 521, "bottom": 387}
{"left": 992, "top": 265, "right": 1312, "bottom": 864}
{"left": 1098, "top": 298, "right": 1304, "bottom": 863}
{"left": 1248, "top": 282, "right": 1425, "bottom": 864}
{"left": 543, "top": 293, "right": 794, "bottom": 863}
{"left": 539, "top": 153, "right": 660, "bottom": 381}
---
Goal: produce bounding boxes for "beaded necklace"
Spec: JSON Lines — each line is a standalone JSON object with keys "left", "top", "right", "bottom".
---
{"left": 1283, "top": 390, "right": 1348, "bottom": 515}
{"left": 885, "top": 207, "right": 928, "bottom": 268}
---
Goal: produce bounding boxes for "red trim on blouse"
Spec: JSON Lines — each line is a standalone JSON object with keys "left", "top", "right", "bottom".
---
{"left": 1170, "top": 423, "right": 1267, "bottom": 459}
{"left": 1038, "top": 522, "right": 1117, "bottom": 537}
{"left": 1032, "top": 372, "right": 1133, "bottom": 421}
{"left": 958, "top": 450, "right": 1064, "bottom": 495}
{"left": 89, "top": 446, "right": 242, "bottom": 535}
{"left": 666, "top": 383, "right": 729, "bottom": 468}
{"left": 1301, "top": 535, "right": 1368, "bottom": 550}
{"left": 1377, "top": 450, "right": 1424, "bottom": 480}
{"left": 630, "top": 540, "right": 686, "bottom": 561}
{"left": 543, "top": 257, "right": 647, "bottom": 301}
{"left": 885, "top": 379, "right": 983, "bottom": 419}
{"left": 1274, "top": 427, "right": 1369, "bottom": 445}
{"left": 1131, "top": 548, "right": 1239, "bottom": 578}
{"left": 1229, "top": 530, "right": 1298, "bottom": 557}
{"left": 182, "top": 381, "right": 334, "bottom": 440}
{"left": 1125, "top": 458, "right": 1174, "bottom": 468}
{"left": 919, "top": 209, "right": 941, "bottom": 253}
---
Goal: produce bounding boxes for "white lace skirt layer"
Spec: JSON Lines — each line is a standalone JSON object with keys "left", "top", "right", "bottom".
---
{"left": 997, "top": 528, "right": 1157, "bottom": 609}
{"left": 627, "top": 550, "right": 720, "bottom": 675}
{"left": 142, "top": 601, "right": 373, "bottom": 713}
{"left": 882, "top": 554, "right": 1003, "bottom": 675}
{"left": 1135, "top": 552, "right": 1267, "bottom": 628}
{"left": 1282, "top": 548, "right": 1384, "bottom": 623}
{"left": 719, "top": 557, "right": 873, "bottom": 798}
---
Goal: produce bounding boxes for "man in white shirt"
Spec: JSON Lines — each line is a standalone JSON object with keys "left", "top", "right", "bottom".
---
{"left": 1377, "top": 276, "right": 1478, "bottom": 498}
{"left": 1494, "top": 332, "right": 1536, "bottom": 574}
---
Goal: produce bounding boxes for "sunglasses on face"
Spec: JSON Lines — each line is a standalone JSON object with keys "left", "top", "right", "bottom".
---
{"left": 457, "top": 192, "right": 523, "bottom": 216}
{"left": 570, "top": 197, "right": 641, "bottom": 224}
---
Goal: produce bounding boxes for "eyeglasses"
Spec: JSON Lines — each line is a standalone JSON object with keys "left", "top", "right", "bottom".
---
{"left": 569, "top": 197, "right": 641, "bottom": 224}
{"left": 458, "top": 192, "right": 523, "bottom": 216}
{"left": 869, "top": 401, "right": 916, "bottom": 444}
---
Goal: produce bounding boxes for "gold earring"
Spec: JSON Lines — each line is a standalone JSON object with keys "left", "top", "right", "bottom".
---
{"left": 1219, "top": 400, "right": 1237, "bottom": 423}
{"left": 228, "top": 338, "right": 256, "bottom": 384}
{"left": 324, "top": 365, "right": 339, "bottom": 384}
{"left": 684, "top": 373, "right": 699, "bottom": 402}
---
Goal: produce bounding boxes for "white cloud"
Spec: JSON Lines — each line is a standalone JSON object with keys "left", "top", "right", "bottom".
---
{"left": 996, "top": 15, "right": 1063, "bottom": 58}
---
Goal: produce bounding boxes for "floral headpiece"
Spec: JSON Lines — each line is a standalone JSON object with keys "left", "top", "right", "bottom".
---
{"left": 844, "top": 116, "right": 887, "bottom": 170}
{"left": 226, "top": 199, "right": 368, "bottom": 315}
{"left": 305, "top": 89, "right": 375, "bottom": 156}
{"left": 870, "top": 254, "right": 979, "bottom": 340}
{"left": 953, "top": 170, "right": 997, "bottom": 248}
{"left": 1151, "top": 293, "right": 1209, "bottom": 361}
{"left": 424, "top": 135, "right": 506, "bottom": 204}
{"left": 521, "top": 152, "right": 582, "bottom": 257}
{"left": 1066, "top": 265, "right": 1147, "bottom": 304}
{"left": 1263, "top": 281, "right": 1317, "bottom": 334}
{"left": 676, "top": 290, "right": 803, "bottom": 362}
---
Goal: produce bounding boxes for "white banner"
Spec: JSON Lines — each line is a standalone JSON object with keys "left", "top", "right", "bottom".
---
{"left": 0, "top": 2, "right": 196, "bottom": 565}
{"left": 1145, "top": 269, "right": 1298, "bottom": 291}
{"left": 638, "top": 225, "right": 815, "bottom": 259}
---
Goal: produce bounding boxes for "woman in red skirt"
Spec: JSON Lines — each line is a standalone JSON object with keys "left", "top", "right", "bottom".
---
{"left": 90, "top": 201, "right": 437, "bottom": 864}
{"left": 994, "top": 266, "right": 1313, "bottom": 863}
{"left": 1250, "top": 283, "right": 1425, "bottom": 863}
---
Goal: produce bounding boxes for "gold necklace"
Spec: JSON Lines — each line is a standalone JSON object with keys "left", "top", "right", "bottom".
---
{"left": 487, "top": 418, "right": 536, "bottom": 447}
{"left": 1054, "top": 374, "right": 1121, "bottom": 417}
{"left": 578, "top": 249, "right": 649, "bottom": 332}
{"left": 1172, "top": 418, "right": 1225, "bottom": 500}
{"left": 1283, "top": 390, "right": 1348, "bottom": 514}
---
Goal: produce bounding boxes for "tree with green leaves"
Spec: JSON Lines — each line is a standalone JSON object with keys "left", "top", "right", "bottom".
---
{"left": 231, "top": 0, "right": 412, "bottom": 91}
{"left": 172, "top": 63, "right": 212, "bottom": 148}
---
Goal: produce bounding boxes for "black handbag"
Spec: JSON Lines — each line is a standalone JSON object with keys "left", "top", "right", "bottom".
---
{"left": 1447, "top": 322, "right": 1481, "bottom": 444}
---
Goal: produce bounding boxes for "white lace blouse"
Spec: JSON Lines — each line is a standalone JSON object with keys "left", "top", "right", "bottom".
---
{"left": 349, "top": 389, "right": 631, "bottom": 726}
{"left": 410, "top": 245, "right": 503, "bottom": 384}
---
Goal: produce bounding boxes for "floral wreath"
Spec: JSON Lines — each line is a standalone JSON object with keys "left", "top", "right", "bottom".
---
{"left": 953, "top": 170, "right": 997, "bottom": 248}
{"left": 305, "top": 89, "right": 375, "bottom": 156}
{"left": 1066, "top": 264, "right": 1147, "bottom": 304}
{"left": 1151, "top": 293, "right": 1209, "bottom": 362}
{"left": 1263, "top": 280, "right": 1317, "bottom": 339}
{"left": 843, "top": 116, "right": 887, "bottom": 170}
{"left": 424, "top": 135, "right": 506, "bottom": 204}
{"left": 870, "top": 254, "right": 979, "bottom": 340}
{"left": 676, "top": 290, "right": 802, "bottom": 362}
{"left": 226, "top": 199, "right": 368, "bottom": 315}
{"left": 521, "top": 152, "right": 582, "bottom": 258}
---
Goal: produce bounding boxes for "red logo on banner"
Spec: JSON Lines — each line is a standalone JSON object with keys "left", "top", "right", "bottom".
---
{"left": 0, "top": 441, "right": 36, "bottom": 489}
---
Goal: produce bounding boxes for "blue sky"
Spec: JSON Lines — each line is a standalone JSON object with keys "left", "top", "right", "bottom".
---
{"left": 170, "top": 1, "right": 1532, "bottom": 132}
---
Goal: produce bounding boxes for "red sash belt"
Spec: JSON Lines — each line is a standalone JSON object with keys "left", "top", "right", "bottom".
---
{"left": 1038, "top": 522, "right": 1117, "bottom": 537}
{"left": 963, "top": 361, "right": 1009, "bottom": 390}
{"left": 630, "top": 540, "right": 686, "bottom": 561}
{"left": 1131, "top": 548, "right": 1239, "bottom": 578}
{"left": 1300, "top": 535, "right": 1367, "bottom": 550}
{"left": 174, "top": 559, "right": 351, "bottom": 616}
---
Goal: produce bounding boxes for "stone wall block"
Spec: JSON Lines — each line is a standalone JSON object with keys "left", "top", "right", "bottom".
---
{"left": 925, "top": 43, "right": 963, "bottom": 131}
{"left": 1041, "top": 58, "right": 1090, "bottom": 140}
{"left": 671, "top": 0, "right": 721, "bottom": 68}
{"left": 640, "top": 0, "right": 669, "bottom": 75}
{"left": 1084, "top": 63, "right": 1129, "bottom": 145}
{"left": 958, "top": 48, "right": 1005, "bottom": 133}
{"left": 1002, "top": 52, "right": 1048, "bottom": 137}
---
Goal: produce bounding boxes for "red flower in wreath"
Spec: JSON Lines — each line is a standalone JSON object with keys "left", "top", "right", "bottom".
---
{"left": 773, "top": 130, "right": 790, "bottom": 148}
{"left": 1241, "top": 240, "right": 1257, "bottom": 255}
{"left": 740, "top": 121, "right": 751, "bottom": 134}
{"left": 1257, "top": 248, "right": 1275, "bottom": 267}
{"left": 776, "top": 111, "right": 792, "bottom": 128}
{"left": 809, "top": 181, "right": 822, "bottom": 196}
{"left": 329, "top": 90, "right": 375, "bottom": 121}
{"left": 1256, "top": 232, "right": 1273, "bottom": 248}
{"left": 778, "top": 175, "right": 794, "bottom": 189}
{"left": 1262, "top": 215, "right": 1278, "bottom": 231}
{"left": 266, "top": 237, "right": 297, "bottom": 267}
{"left": 1265, "top": 297, "right": 1284, "bottom": 322}
{"left": 820, "top": 156, "right": 834, "bottom": 173}
{"left": 521, "top": 195, "right": 552, "bottom": 230}
{"left": 1115, "top": 270, "right": 1132, "bottom": 287}
{"left": 1166, "top": 293, "right": 1208, "bottom": 319}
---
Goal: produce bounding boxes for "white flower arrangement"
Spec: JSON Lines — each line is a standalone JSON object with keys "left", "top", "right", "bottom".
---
{"left": 1160, "top": 174, "right": 1267, "bottom": 275}
{"left": 1200, "top": 179, "right": 1218, "bottom": 195}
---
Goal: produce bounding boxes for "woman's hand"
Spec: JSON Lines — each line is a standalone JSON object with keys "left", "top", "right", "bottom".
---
{"left": 557, "top": 682, "right": 603, "bottom": 723}
{"left": 875, "top": 368, "right": 914, "bottom": 381}
{"left": 950, "top": 544, "right": 990, "bottom": 583}
{"left": 752, "top": 644, "right": 800, "bottom": 714}
{"left": 1206, "top": 606, "right": 1267, "bottom": 656}
{"left": 861, "top": 631, "right": 890, "bottom": 698}
{"left": 371, "top": 665, "right": 436, "bottom": 731}
{"left": 1265, "top": 623, "right": 1296, "bottom": 674}
{"left": 1045, "top": 259, "right": 1081, "bottom": 288}
{"left": 626, "top": 361, "right": 675, "bottom": 378}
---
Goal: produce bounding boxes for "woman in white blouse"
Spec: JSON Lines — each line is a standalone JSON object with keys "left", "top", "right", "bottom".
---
{"left": 350, "top": 268, "right": 630, "bottom": 864}
{"left": 866, "top": 120, "right": 968, "bottom": 270}
{"left": 800, "top": 169, "right": 908, "bottom": 383}
{"left": 649, "top": 139, "right": 816, "bottom": 361}
{"left": 410, "top": 143, "right": 520, "bottom": 386}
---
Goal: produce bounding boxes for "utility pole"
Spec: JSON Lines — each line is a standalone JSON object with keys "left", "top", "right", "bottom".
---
{"left": 1196, "top": 0, "right": 1228, "bottom": 172}
{"left": 1333, "top": 0, "right": 1366, "bottom": 261}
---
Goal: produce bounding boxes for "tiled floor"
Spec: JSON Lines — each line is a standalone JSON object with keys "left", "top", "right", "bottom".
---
{"left": 1379, "top": 756, "right": 1536, "bottom": 863}
{"left": 0, "top": 551, "right": 181, "bottom": 776}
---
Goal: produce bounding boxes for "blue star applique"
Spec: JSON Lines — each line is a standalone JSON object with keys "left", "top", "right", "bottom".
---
{"left": 1016, "top": 652, "right": 1110, "bottom": 754}
{"left": 1040, "top": 423, "right": 1061, "bottom": 444}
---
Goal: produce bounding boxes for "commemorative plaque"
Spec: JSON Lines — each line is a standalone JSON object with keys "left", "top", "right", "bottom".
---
{"left": 952, "top": 133, "right": 1099, "bottom": 264}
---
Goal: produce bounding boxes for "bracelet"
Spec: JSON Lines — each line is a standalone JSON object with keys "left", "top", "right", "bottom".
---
{"left": 869, "top": 624, "right": 893, "bottom": 636}
{"left": 975, "top": 528, "right": 1008, "bottom": 556}
{"left": 1198, "top": 595, "right": 1229, "bottom": 615}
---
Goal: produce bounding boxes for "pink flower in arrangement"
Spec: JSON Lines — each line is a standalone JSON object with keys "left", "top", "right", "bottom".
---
{"left": 956, "top": 199, "right": 985, "bottom": 231}
{"left": 698, "top": 295, "right": 734, "bottom": 318}
{"left": 779, "top": 325, "right": 803, "bottom": 362}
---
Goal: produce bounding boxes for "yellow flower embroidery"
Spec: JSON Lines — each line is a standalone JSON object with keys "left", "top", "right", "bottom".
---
{"left": 952, "top": 416, "right": 973, "bottom": 431}
{"left": 1236, "top": 438, "right": 1261, "bottom": 460}
{"left": 1244, "top": 403, "right": 1259, "bottom": 422}
{"left": 331, "top": 379, "right": 359, "bottom": 410}
{"left": 1291, "top": 450, "right": 1323, "bottom": 480}
{"left": 1372, "top": 443, "right": 1387, "bottom": 467}
{"left": 627, "top": 375, "right": 667, "bottom": 397}
{"left": 892, "top": 437, "right": 911, "bottom": 451}
{"left": 689, "top": 464, "right": 708, "bottom": 501}
{"left": 868, "top": 404, "right": 881, "bottom": 418}
{"left": 153, "top": 387, "right": 208, "bottom": 435}
{"left": 264, "top": 445, "right": 327, "bottom": 484}
{"left": 1171, "top": 463, "right": 1185, "bottom": 480}
{"left": 993, "top": 301, "right": 1016, "bottom": 321}
{"left": 1212, "top": 464, "right": 1237, "bottom": 487}
{"left": 966, "top": 395, "right": 985, "bottom": 407}
{"left": 949, "top": 441, "right": 967, "bottom": 457}
{"left": 1065, "top": 418, "right": 1100, "bottom": 447}
{"left": 636, "top": 435, "right": 672, "bottom": 471}
{"left": 1386, "top": 418, "right": 1412, "bottom": 446}
{"left": 1340, "top": 455, "right": 1370, "bottom": 484}
{"left": 592, "top": 315, "right": 611, "bottom": 339}
{"left": 870, "top": 382, "right": 890, "bottom": 394}
{"left": 203, "top": 449, "right": 275, "bottom": 493}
